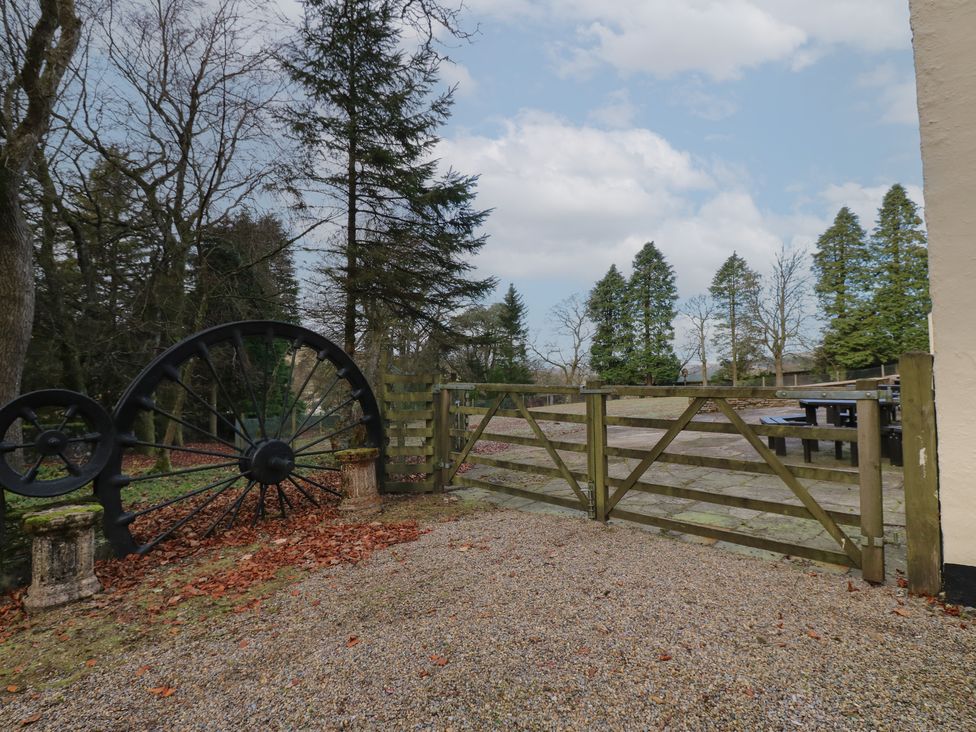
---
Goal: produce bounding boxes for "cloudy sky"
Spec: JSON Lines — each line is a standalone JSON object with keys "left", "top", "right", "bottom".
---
{"left": 425, "top": 0, "right": 922, "bottom": 340}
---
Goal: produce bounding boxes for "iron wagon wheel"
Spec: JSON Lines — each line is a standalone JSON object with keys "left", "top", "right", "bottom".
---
{"left": 96, "top": 321, "right": 382, "bottom": 557}
{"left": 0, "top": 389, "right": 114, "bottom": 498}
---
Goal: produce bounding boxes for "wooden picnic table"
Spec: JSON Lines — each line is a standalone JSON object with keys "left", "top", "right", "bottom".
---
{"left": 797, "top": 397, "right": 901, "bottom": 466}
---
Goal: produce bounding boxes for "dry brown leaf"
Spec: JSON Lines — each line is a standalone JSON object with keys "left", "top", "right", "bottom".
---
{"left": 650, "top": 695, "right": 665, "bottom": 704}
{"left": 346, "top": 635, "right": 360, "bottom": 647}
{"left": 807, "top": 630, "right": 821, "bottom": 640}
{"left": 892, "top": 608, "right": 911, "bottom": 617}
{"left": 135, "top": 666, "right": 150, "bottom": 678}
{"left": 19, "top": 713, "right": 41, "bottom": 727}
{"left": 85, "top": 659, "right": 97, "bottom": 668}
{"left": 847, "top": 580, "right": 859, "bottom": 592}
{"left": 658, "top": 653, "right": 672, "bottom": 662}
{"left": 148, "top": 686, "right": 176, "bottom": 697}
{"left": 7, "top": 684, "right": 19, "bottom": 693}
{"left": 430, "top": 654, "right": 449, "bottom": 666}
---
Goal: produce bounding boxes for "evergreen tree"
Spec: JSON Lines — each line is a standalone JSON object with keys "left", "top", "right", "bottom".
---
{"left": 281, "top": 0, "right": 493, "bottom": 357}
{"left": 709, "top": 252, "right": 760, "bottom": 385}
{"left": 488, "top": 284, "right": 532, "bottom": 383}
{"left": 868, "top": 184, "right": 930, "bottom": 360}
{"left": 587, "top": 265, "right": 633, "bottom": 384}
{"left": 812, "top": 207, "right": 875, "bottom": 370}
{"left": 626, "top": 242, "right": 680, "bottom": 384}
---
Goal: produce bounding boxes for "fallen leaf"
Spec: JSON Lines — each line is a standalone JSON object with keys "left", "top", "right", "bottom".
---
{"left": 897, "top": 577, "right": 908, "bottom": 588}
{"left": 291, "top": 678, "right": 301, "bottom": 686}
{"left": 135, "top": 666, "right": 150, "bottom": 677}
{"left": 85, "top": 659, "right": 97, "bottom": 668}
{"left": 847, "top": 580, "right": 859, "bottom": 592}
{"left": 346, "top": 635, "right": 360, "bottom": 647}
{"left": 807, "top": 630, "right": 821, "bottom": 640}
{"left": 239, "top": 640, "right": 250, "bottom": 649}
{"left": 744, "top": 687, "right": 755, "bottom": 698}
{"left": 19, "top": 713, "right": 41, "bottom": 727}
{"left": 650, "top": 695, "right": 665, "bottom": 704}
{"left": 417, "top": 669, "right": 430, "bottom": 678}
{"left": 657, "top": 654, "right": 672, "bottom": 662}
{"left": 892, "top": 608, "right": 911, "bottom": 617}
{"left": 7, "top": 684, "right": 19, "bottom": 693}
{"left": 148, "top": 686, "right": 176, "bottom": 697}
{"left": 430, "top": 654, "right": 449, "bottom": 666}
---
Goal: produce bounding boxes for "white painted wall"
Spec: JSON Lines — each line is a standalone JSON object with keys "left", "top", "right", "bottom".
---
{"left": 910, "top": 0, "right": 976, "bottom": 567}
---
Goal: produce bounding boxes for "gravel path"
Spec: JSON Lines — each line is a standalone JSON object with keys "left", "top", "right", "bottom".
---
{"left": 2, "top": 508, "right": 973, "bottom": 731}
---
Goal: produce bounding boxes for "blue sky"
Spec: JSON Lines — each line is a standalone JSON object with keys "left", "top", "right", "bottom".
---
{"left": 423, "top": 0, "right": 923, "bottom": 345}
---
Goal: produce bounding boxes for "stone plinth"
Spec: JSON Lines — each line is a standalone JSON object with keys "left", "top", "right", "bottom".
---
{"left": 22, "top": 504, "right": 103, "bottom": 611}
{"left": 335, "top": 448, "right": 381, "bottom": 516}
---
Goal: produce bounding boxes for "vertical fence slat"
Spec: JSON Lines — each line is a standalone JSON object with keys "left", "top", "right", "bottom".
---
{"left": 856, "top": 378, "right": 886, "bottom": 584}
{"left": 585, "top": 380, "right": 608, "bottom": 522}
{"left": 901, "top": 352, "right": 942, "bottom": 595}
{"left": 434, "top": 383, "right": 452, "bottom": 493}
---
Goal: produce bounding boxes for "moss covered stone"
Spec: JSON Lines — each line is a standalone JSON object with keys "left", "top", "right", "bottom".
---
{"left": 22, "top": 504, "right": 103, "bottom": 535}
{"left": 335, "top": 447, "right": 380, "bottom": 464}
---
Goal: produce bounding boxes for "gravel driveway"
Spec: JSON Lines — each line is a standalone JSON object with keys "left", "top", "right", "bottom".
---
{"left": 1, "top": 507, "right": 972, "bottom": 731}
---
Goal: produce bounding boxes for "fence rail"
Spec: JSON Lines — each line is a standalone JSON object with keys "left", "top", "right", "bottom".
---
{"left": 381, "top": 369, "right": 941, "bottom": 588}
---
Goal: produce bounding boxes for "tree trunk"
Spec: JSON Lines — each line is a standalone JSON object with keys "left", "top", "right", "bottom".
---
{"left": 775, "top": 355, "right": 784, "bottom": 387}
{"left": 0, "top": 169, "right": 36, "bottom": 412}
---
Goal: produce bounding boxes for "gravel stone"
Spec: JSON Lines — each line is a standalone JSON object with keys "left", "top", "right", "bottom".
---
{"left": 1, "top": 509, "right": 972, "bottom": 730}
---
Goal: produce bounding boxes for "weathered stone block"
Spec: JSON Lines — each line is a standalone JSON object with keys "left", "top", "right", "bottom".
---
{"left": 22, "top": 504, "right": 103, "bottom": 611}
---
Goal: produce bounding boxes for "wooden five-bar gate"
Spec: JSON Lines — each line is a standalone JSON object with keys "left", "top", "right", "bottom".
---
{"left": 381, "top": 355, "right": 941, "bottom": 590}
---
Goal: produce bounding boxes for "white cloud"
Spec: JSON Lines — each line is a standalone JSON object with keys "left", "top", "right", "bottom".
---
{"left": 587, "top": 89, "right": 638, "bottom": 129}
{"left": 857, "top": 63, "right": 918, "bottom": 125}
{"left": 437, "top": 111, "right": 805, "bottom": 298}
{"left": 440, "top": 61, "right": 477, "bottom": 96}
{"left": 467, "top": 0, "right": 910, "bottom": 80}
{"left": 820, "top": 181, "right": 925, "bottom": 229}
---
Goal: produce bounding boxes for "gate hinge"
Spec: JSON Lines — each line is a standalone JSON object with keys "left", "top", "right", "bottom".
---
{"left": 586, "top": 482, "right": 597, "bottom": 519}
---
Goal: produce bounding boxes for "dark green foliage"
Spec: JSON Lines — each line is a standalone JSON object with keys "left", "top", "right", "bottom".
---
{"left": 868, "top": 184, "right": 930, "bottom": 360}
{"left": 281, "top": 0, "right": 493, "bottom": 356}
{"left": 587, "top": 265, "right": 633, "bottom": 384}
{"left": 709, "top": 252, "right": 760, "bottom": 385}
{"left": 813, "top": 185, "right": 930, "bottom": 369}
{"left": 627, "top": 242, "right": 680, "bottom": 384}
{"left": 812, "top": 207, "right": 875, "bottom": 370}
{"left": 487, "top": 284, "right": 532, "bottom": 383}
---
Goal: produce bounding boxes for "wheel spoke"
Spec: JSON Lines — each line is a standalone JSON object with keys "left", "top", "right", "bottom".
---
{"left": 126, "top": 460, "right": 240, "bottom": 483}
{"left": 198, "top": 342, "right": 256, "bottom": 445}
{"left": 203, "top": 479, "right": 255, "bottom": 537}
{"left": 226, "top": 479, "right": 257, "bottom": 531}
{"left": 167, "top": 367, "right": 255, "bottom": 449}
{"left": 54, "top": 404, "right": 78, "bottom": 432}
{"left": 22, "top": 455, "right": 45, "bottom": 483}
{"left": 274, "top": 343, "right": 301, "bottom": 440}
{"left": 289, "top": 374, "right": 344, "bottom": 444}
{"left": 293, "top": 462, "right": 340, "bottom": 471}
{"left": 19, "top": 407, "right": 43, "bottom": 431}
{"left": 290, "top": 471, "right": 342, "bottom": 498}
{"left": 290, "top": 392, "right": 357, "bottom": 447}
{"left": 130, "top": 441, "right": 239, "bottom": 460}
{"left": 275, "top": 483, "right": 288, "bottom": 518}
{"left": 232, "top": 329, "right": 267, "bottom": 439}
{"left": 278, "top": 354, "right": 325, "bottom": 441}
{"left": 120, "top": 473, "right": 242, "bottom": 523}
{"left": 252, "top": 484, "right": 268, "bottom": 527}
{"left": 0, "top": 441, "right": 36, "bottom": 452}
{"left": 285, "top": 475, "right": 319, "bottom": 507}
{"left": 293, "top": 419, "right": 367, "bottom": 456}
{"left": 57, "top": 452, "right": 82, "bottom": 476}
{"left": 149, "top": 404, "right": 241, "bottom": 452}
{"left": 137, "top": 476, "right": 243, "bottom": 554}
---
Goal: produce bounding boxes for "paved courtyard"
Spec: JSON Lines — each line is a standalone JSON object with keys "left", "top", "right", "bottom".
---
{"left": 458, "top": 399, "right": 906, "bottom": 579}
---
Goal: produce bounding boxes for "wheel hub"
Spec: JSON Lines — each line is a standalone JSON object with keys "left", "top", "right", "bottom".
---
{"left": 36, "top": 429, "right": 69, "bottom": 456}
{"left": 241, "top": 439, "right": 295, "bottom": 484}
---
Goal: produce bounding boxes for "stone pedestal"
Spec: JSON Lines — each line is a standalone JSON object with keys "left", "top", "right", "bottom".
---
{"left": 335, "top": 448, "right": 381, "bottom": 516}
{"left": 22, "top": 504, "right": 103, "bottom": 611}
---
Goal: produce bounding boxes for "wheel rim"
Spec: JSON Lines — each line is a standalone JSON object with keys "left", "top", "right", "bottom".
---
{"left": 97, "top": 321, "right": 382, "bottom": 556}
{"left": 0, "top": 390, "right": 114, "bottom": 498}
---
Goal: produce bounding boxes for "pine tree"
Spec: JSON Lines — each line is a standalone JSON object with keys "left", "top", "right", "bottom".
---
{"left": 812, "top": 207, "right": 875, "bottom": 370}
{"left": 627, "top": 242, "right": 680, "bottom": 384}
{"left": 587, "top": 265, "right": 633, "bottom": 384}
{"left": 868, "top": 184, "right": 930, "bottom": 361}
{"left": 709, "top": 252, "right": 760, "bottom": 385}
{"left": 281, "top": 0, "right": 493, "bottom": 356}
{"left": 488, "top": 284, "right": 532, "bottom": 383}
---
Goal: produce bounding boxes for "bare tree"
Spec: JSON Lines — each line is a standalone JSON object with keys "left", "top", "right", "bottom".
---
{"left": 680, "top": 294, "right": 714, "bottom": 386}
{"left": 0, "top": 0, "right": 81, "bottom": 407}
{"left": 529, "top": 294, "right": 594, "bottom": 385}
{"left": 751, "top": 244, "right": 810, "bottom": 386}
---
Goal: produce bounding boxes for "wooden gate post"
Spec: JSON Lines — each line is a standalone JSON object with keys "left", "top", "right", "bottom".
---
{"left": 433, "top": 381, "right": 452, "bottom": 493}
{"left": 900, "top": 352, "right": 942, "bottom": 596}
{"left": 856, "top": 378, "right": 886, "bottom": 584}
{"left": 585, "top": 379, "right": 609, "bottom": 522}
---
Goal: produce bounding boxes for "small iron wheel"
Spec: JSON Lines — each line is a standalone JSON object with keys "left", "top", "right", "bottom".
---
{"left": 0, "top": 389, "right": 114, "bottom": 498}
{"left": 97, "top": 321, "right": 383, "bottom": 556}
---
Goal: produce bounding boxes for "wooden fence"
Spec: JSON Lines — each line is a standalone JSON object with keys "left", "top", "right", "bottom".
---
{"left": 380, "top": 368, "right": 941, "bottom": 590}
{"left": 380, "top": 372, "right": 436, "bottom": 493}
